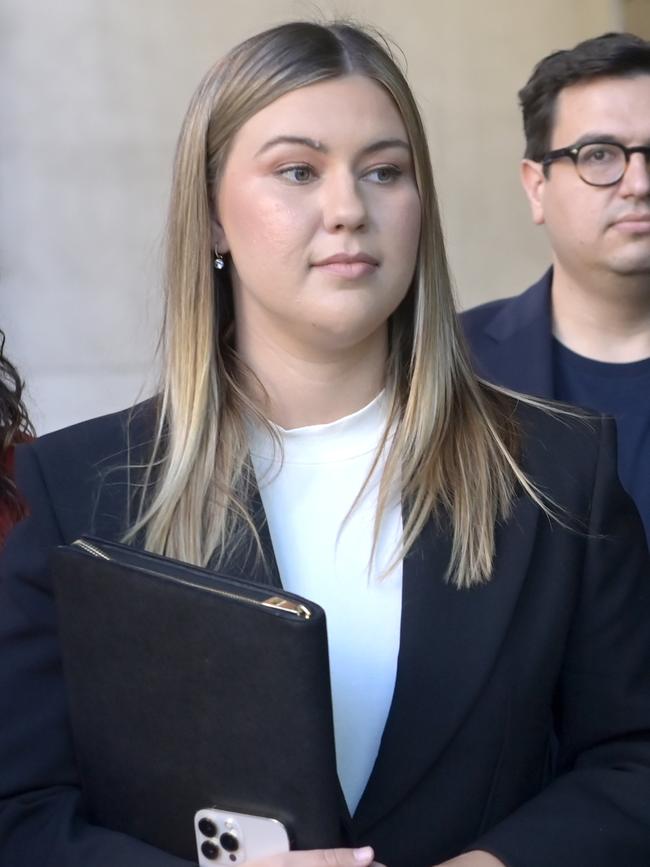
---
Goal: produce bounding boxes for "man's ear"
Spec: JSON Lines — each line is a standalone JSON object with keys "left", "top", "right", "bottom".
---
{"left": 520, "top": 159, "right": 546, "bottom": 225}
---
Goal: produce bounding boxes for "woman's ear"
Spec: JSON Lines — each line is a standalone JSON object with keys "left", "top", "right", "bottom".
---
{"left": 211, "top": 218, "right": 230, "bottom": 254}
{"left": 210, "top": 181, "right": 231, "bottom": 252}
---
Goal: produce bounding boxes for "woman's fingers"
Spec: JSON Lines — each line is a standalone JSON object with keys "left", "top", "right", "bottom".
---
{"left": 312, "top": 848, "right": 374, "bottom": 866}
{"left": 259, "top": 846, "right": 376, "bottom": 867}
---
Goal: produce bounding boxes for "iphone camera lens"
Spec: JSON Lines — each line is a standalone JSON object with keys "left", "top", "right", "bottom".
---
{"left": 220, "top": 832, "right": 239, "bottom": 852}
{"left": 198, "top": 818, "right": 218, "bottom": 838}
{"left": 201, "top": 840, "right": 219, "bottom": 860}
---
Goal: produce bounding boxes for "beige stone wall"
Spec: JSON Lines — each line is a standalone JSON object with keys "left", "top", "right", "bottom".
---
{"left": 1, "top": 0, "right": 621, "bottom": 432}
{"left": 623, "top": 0, "right": 650, "bottom": 37}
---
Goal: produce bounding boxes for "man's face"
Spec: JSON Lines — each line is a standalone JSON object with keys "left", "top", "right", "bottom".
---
{"left": 521, "top": 74, "right": 650, "bottom": 281}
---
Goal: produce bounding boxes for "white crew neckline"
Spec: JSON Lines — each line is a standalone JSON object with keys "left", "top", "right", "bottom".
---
{"left": 248, "top": 389, "right": 390, "bottom": 465}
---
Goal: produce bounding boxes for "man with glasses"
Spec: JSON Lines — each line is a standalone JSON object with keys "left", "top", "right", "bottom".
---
{"left": 463, "top": 32, "right": 650, "bottom": 542}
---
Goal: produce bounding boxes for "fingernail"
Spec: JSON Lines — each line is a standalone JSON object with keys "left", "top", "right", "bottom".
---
{"left": 354, "top": 847, "right": 373, "bottom": 863}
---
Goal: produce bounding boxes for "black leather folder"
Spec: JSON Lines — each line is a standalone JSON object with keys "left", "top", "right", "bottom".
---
{"left": 52, "top": 537, "right": 343, "bottom": 860}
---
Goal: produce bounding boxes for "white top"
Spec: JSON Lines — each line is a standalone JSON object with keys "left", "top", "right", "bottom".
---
{"left": 248, "top": 392, "right": 403, "bottom": 814}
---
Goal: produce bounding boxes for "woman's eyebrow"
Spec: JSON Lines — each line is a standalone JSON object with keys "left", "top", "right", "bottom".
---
{"left": 360, "top": 138, "right": 410, "bottom": 156}
{"left": 255, "top": 136, "right": 325, "bottom": 157}
{"left": 255, "top": 136, "right": 411, "bottom": 158}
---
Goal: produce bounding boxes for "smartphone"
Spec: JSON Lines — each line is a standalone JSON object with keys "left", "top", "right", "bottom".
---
{"left": 195, "top": 807, "right": 291, "bottom": 865}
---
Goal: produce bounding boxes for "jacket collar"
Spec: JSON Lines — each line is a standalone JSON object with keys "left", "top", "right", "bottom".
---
{"left": 478, "top": 269, "right": 555, "bottom": 399}
{"left": 221, "top": 485, "right": 283, "bottom": 588}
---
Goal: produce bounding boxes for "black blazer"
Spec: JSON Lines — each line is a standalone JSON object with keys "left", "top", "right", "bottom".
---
{"left": 461, "top": 269, "right": 555, "bottom": 399}
{"left": 1, "top": 399, "right": 650, "bottom": 867}
{"left": 460, "top": 269, "right": 650, "bottom": 547}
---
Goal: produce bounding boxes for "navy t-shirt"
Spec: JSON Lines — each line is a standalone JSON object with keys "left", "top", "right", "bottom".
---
{"left": 553, "top": 339, "right": 650, "bottom": 544}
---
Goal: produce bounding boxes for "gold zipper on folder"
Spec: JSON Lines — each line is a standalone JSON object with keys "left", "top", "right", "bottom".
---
{"left": 71, "top": 538, "right": 312, "bottom": 620}
{"left": 72, "top": 539, "right": 111, "bottom": 560}
{"left": 261, "top": 596, "right": 312, "bottom": 619}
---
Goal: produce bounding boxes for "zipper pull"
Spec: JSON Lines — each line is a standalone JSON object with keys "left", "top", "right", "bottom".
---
{"left": 72, "top": 539, "right": 111, "bottom": 561}
{"left": 262, "top": 595, "right": 311, "bottom": 619}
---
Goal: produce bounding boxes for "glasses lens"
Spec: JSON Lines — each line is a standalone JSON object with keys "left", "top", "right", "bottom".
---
{"left": 577, "top": 143, "right": 625, "bottom": 185}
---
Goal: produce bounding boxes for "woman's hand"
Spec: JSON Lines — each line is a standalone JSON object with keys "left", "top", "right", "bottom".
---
{"left": 246, "top": 844, "right": 500, "bottom": 867}
{"left": 249, "top": 846, "right": 382, "bottom": 867}
{"left": 434, "top": 851, "right": 506, "bottom": 867}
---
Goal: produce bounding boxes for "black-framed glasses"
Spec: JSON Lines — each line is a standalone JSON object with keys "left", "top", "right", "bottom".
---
{"left": 541, "top": 141, "right": 650, "bottom": 186}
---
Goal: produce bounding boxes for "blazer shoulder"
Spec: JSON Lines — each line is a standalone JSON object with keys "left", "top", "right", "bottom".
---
{"left": 512, "top": 395, "right": 603, "bottom": 456}
{"left": 509, "top": 396, "right": 612, "bottom": 514}
{"left": 460, "top": 296, "right": 512, "bottom": 336}
{"left": 461, "top": 271, "right": 553, "bottom": 341}
{"left": 17, "top": 399, "right": 159, "bottom": 542}
{"left": 29, "top": 398, "right": 158, "bottom": 469}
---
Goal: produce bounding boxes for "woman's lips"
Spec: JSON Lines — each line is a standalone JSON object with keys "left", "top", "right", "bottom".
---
{"left": 311, "top": 253, "right": 379, "bottom": 278}
{"left": 313, "top": 261, "right": 378, "bottom": 278}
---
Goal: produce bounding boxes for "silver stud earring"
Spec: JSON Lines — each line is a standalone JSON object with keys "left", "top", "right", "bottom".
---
{"left": 214, "top": 247, "right": 225, "bottom": 270}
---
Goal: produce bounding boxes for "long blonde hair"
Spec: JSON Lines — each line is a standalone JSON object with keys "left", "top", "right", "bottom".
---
{"left": 126, "top": 21, "right": 541, "bottom": 589}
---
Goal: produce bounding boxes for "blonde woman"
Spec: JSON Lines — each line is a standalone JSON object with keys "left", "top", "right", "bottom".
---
{"left": 1, "top": 21, "right": 649, "bottom": 867}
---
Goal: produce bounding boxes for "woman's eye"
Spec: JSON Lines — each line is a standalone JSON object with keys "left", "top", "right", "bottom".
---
{"left": 278, "top": 165, "right": 314, "bottom": 183}
{"left": 364, "top": 165, "right": 402, "bottom": 183}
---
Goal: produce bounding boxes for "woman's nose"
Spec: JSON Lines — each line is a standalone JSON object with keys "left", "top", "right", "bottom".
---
{"left": 321, "top": 171, "right": 368, "bottom": 232}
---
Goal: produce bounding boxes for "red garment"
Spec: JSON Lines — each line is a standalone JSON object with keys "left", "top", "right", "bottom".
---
{"left": 0, "top": 445, "right": 27, "bottom": 549}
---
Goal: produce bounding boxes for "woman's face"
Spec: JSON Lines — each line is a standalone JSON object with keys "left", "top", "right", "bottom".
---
{"left": 214, "top": 74, "right": 421, "bottom": 357}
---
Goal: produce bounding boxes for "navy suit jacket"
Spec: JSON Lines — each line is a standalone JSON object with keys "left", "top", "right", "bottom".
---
{"left": 461, "top": 270, "right": 555, "bottom": 398}
{"left": 1, "top": 398, "right": 650, "bottom": 867}
{"left": 460, "top": 270, "right": 650, "bottom": 546}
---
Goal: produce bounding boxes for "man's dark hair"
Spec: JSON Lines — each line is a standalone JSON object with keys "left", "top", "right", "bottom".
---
{"left": 519, "top": 32, "right": 650, "bottom": 161}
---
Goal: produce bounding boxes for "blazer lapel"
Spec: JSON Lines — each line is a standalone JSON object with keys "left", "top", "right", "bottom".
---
{"left": 479, "top": 269, "right": 555, "bottom": 399}
{"left": 351, "top": 493, "right": 540, "bottom": 836}
{"left": 90, "top": 436, "right": 284, "bottom": 589}
{"left": 222, "top": 485, "right": 283, "bottom": 588}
